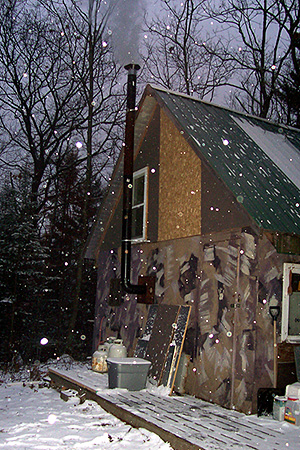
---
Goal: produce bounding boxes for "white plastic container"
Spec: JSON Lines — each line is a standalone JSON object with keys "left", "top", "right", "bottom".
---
{"left": 92, "top": 345, "right": 108, "bottom": 373}
{"left": 107, "top": 357, "right": 151, "bottom": 390}
{"left": 285, "top": 382, "right": 300, "bottom": 400}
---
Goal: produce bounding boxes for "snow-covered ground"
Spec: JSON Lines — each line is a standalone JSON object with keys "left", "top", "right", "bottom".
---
{"left": 0, "top": 357, "right": 172, "bottom": 450}
{"left": 1, "top": 357, "right": 300, "bottom": 450}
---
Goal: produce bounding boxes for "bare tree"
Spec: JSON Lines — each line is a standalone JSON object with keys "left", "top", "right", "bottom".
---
{"left": 205, "top": 0, "right": 299, "bottom": 120}
{"left": 0, "top": 0, "right": 123, "bottom": 216}
{"left": 0, "top": 0, "right": 82, "bottom": 213}
{"left": 272, "top": 0, "right": 300, "bottom": 126}
{"left": 0, "top": 0, "right": 125, "bottom": 357}
{"left": 36, "top": 0, "right": 125, "bottom": 350}
{"left": 142, "top": 0, "right": 236, "bottom": 100}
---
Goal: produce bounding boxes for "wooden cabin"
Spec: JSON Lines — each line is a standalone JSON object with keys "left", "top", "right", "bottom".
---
{"left": 85, "top": 84, "right": 300, "bottom": 414}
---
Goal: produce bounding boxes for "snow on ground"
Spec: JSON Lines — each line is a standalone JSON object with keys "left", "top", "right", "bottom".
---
{"left": 1, "top": 357, "right": 300, "bottom": 450}
{"left": 0, "top": 357, "right": 172, "bottom": 450}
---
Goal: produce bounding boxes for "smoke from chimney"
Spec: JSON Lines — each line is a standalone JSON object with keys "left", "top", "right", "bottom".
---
{"left": 110, "top": 0, "right": 147, "bottom": 66}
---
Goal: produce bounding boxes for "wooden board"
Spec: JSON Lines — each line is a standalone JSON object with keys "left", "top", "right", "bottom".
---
{"left": 134, "top": 305, "right": 158, "bottom": 358}
{"left": 48, "top": 368, "right": 198, "bottom": 450}
{"left": 158, "top": 110, "right": 202, "bottom": 241}
{"left": 160, "top": 305, "right": 191, "bottom": 392}
{"left": 134, "top": 304, "right": 191, "bottom": 393}
{"left": 48, "top": 367, "right": 293, "bottom": 450}
{"left": 145, "top": 304, "right": 180, "bottom": 382}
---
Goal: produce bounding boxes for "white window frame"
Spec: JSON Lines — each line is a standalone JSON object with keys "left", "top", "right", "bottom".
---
{"left": 131, "top": 167, "right": 148, "bottom": 242}
{"left": 281, "top": 262, "right": 300, "bottom": 343}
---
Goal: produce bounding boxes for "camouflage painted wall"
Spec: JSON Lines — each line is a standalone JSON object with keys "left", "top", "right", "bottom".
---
{"left": 94, "top": 229, "right": 300, "bottom": 414}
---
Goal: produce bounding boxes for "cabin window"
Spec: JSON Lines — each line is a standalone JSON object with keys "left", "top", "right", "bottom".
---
{"left": 281, "top": 263, "right": 300, "bottom": 343}
{"left": 132, "top": 167, "right": 148, "bottom": 241}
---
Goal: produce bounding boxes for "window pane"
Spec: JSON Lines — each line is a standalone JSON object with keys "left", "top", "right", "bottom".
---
{"left": 132, "top": 205, "right": 144, "bottom": 238}
{"left": 288, "top": 291, "right": 300, "bottom": 336}
{"left": 133, "top": 175, "right": 145, "bottom": 206}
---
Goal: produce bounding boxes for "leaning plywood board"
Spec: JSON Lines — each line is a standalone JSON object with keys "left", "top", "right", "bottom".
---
{"left": 134, "top": 304, "right": 191, "bottom": 393}
{"left": 157, "top": 309, "right": 179, "bottom": 386}
{"left": 145, "top": 304, "right": 180, "bottom": 383}
{"left": 160, "top": 305, "right": 191, "bottom": 393}
{"left": 134, "top": 305, "right": 158, "bottom": 359}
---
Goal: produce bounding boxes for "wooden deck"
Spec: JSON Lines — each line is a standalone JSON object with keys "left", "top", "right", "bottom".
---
{"left": 48, "top": 366, "right": 300, "bottom": 450}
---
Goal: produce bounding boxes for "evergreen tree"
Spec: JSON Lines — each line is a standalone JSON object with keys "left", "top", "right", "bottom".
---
{"left": 44, "top": 149, "right": 99, "bottom": 358}
{"left": 0, "top": 171, "right": 49, "bottom": 362}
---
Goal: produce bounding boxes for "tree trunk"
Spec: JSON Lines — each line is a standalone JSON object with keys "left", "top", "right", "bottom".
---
{"left": 65, "top": 15, "right": 95, "bottom": 350}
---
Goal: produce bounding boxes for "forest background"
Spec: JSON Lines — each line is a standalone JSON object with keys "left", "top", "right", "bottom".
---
{"left": 0, "top": 0, "right": 299, "bottom": 366}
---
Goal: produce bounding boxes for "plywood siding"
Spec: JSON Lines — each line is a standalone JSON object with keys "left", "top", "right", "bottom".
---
{"left": 94, "top": 229, "right": 300, "bottom": 414}
{"left": 158, "top": 110, "right": 202, "bottom": 241}
{"left": 201, "top": 162, "right": 252, "bottom": 235}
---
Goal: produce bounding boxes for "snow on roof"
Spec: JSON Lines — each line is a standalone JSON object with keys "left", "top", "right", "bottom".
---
{"left": 153, "top": 87, "right": 300, "bottom": 236}
{"left": 233, "top": 116, "right": 300, "bottom": 191}
{"left": 85, "top": 85, "right": 300, "bottom": 259}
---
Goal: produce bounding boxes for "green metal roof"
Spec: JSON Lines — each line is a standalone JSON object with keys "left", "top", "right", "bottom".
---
{"left": 153, "top": 86, "right": 300, "bottom": 236}
{"left": 85, "top": 85, "right": 300, "bottom": 259}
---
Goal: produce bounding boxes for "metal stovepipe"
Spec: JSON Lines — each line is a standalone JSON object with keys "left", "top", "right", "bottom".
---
{"left": 121, "top": 63, "right": 146, "bottom": 296}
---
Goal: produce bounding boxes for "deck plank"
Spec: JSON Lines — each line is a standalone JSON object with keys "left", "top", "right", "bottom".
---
{"left": 48, "top": 367, "right": 300, "bottom": 450}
